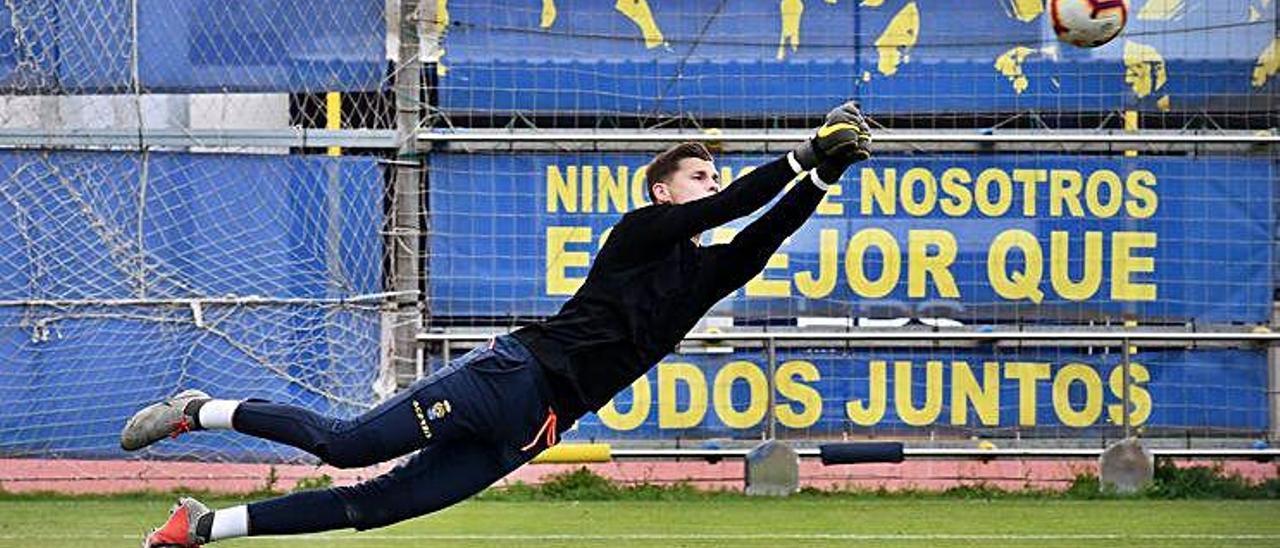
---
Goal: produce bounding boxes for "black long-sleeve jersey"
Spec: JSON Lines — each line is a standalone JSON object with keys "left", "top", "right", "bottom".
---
{"left": 513, "top": 156, "right": 829, "bottom": 420}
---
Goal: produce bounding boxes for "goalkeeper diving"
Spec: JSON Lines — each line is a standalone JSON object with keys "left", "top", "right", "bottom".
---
{"left": 125, "top": 101, "right": 872, "bottom": 547}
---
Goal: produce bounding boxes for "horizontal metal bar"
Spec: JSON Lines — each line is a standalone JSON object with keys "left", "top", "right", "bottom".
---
{"left": 607, "top": 448, "right": 1280, "bottom": 459}
{"left": 8, "top": 128, "right": 1272, "bottom": 148}
{"left": 0, "top": 290, "right": 418, "bottom": 307}
{"left": 419, "top": 130, "right": 1280, "bottom": 144}
{"left": 0, "top": 128, "right": 398, "bottom": 149}
{"left": 417, "top": 330, "right": 1280, "bottom": 343}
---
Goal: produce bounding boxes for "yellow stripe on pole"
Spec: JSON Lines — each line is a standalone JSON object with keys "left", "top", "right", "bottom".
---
{"left": 1124, "top": 319, "right": 1139, "bottom": 355}
{"left": 530, "top": 443, "right": 612, "bottom": 464}
{"left": 1124, "top": 110, "right": 1138, "bottom": 157}
{"left": 326, "top": 92, "right": 342, "bottom": 156}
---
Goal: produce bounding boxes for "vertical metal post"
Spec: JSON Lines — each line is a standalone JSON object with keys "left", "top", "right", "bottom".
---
{"left": 385, "top": 0, "right": 425, "bottom": 385}
{"left": 417, "top": 335, "right": 427, "bottom": 378}
{"left": 325, "top": 92, "right": 342, "bottom": 156}
{"left": 1122, "top": 336, "right": 1133, "bottom": 438}
{"left": 135, "top": 151, "right": 149, "bottom": 298}
{"left": 766, "top": 335, "right": 777, "bottom": 440}
{"left": 1269, "top": 303, "right": 1279, "bottom": 441}
{"left": 415, "top": 343, "right": 425, "bottom": 380}
{"left": 441, "top": 337, "right": 451, "bottom": 373}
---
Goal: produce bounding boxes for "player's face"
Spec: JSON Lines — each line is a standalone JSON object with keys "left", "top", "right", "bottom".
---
{"left": 653, "top": 157, "right": 720, "bottom": 205}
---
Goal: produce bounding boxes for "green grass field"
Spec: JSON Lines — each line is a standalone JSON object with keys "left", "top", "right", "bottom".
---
{"left": 2, "top": 496, "right": 1279, "bottom": 548}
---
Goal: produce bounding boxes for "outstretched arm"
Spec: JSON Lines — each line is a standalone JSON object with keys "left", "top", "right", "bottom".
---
{"left": 704, "top": 102, "right": 874, "bottom": 294}
{"left": 625, "top": 101, "right": 873, "bottom": 251}
{"left": 705, "top": 170, "right": 834, "bottom": 294}
{"left": 623, "top": 155, "right": 803, "bottom": 250}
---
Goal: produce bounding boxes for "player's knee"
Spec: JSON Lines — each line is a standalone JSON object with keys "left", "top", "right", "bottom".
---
{"left": 317, "top": 444, "right": 379, "bottom": 469}
{"left": 312, "top": 431, "right": 382, "bottom": 469}
{"left": 304, "top": 419, "right": 384, "bottom": 468}
{"left": 334, "top": 485, "right": 419, "bottom": 530}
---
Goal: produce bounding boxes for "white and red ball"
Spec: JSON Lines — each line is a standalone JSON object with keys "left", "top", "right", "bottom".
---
{"left": 1050, "top": 0, "right": 1128, "bottom": 48}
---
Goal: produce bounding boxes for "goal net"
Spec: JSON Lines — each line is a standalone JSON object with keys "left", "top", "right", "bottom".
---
{"left": 425, "top": 0, "right": 1278, "bottom": 448}
{"left": 0, "top": 0, "right": 400, "bottom": 464}
{"left": 0, "top": 0, "right": 1276, "bottom": 476}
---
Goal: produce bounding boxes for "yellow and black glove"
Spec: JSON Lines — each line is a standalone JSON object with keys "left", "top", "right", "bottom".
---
{"left": 791, "top": 101, "right": 873, "bottom": 173}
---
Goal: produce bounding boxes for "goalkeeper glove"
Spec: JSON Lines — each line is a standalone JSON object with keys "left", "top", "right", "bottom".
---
{"left": 791, "top": 101, "right": 873, "bottom": 172}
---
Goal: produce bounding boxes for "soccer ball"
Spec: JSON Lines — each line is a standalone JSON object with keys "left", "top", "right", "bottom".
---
{"left": 1050, "top": 0, "right": 1128, "bottom": 48}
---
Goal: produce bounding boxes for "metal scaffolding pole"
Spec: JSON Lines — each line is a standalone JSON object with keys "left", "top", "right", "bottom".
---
{"left": 384, "top": 0, "right": 426, "bottom": 384}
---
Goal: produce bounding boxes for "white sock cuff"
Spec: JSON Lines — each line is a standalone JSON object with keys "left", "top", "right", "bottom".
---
{"left": 786, "top": 151, "right": 803, "bottom": 175}
{"left": 807, "top": 169, "right": 830, "bottom": 191}
{"left": 210, "top": 505, "right": 249, "bottom": 541}
{"left": 198, "top": 400, "right": 241, "bottom": 431}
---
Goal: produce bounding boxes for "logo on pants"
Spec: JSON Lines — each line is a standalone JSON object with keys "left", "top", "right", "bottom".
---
{"left": 412, "top": 399, "right": 452, "bottom": 441}
{"left": 411, "top": 400, "right": 433, "bottom": 440}
{"left": 427, "top": 399, "right": 452, "bottom": 420}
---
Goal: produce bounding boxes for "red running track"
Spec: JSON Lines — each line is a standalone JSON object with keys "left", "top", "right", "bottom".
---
{"left": 2, "top": 458, "right": 1275, "bottom": 494}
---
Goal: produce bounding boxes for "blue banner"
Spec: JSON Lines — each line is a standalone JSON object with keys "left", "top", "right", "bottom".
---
{"left": 439, "top": 0, "right": 1278, "bottom": 115}
{"left": 429, "top": 153, "right": 1275, "bottom": 323}
{"left": 0, "top": 151, "right": 385, "bottom": 460}
{"left": 548, "top": 348, "right": 1270, "bottom": 440}
{"left": 0, "top": 151, "right": 383, "bottom": 300}
{"left": 0, "top": 0, "right": 385, "bottom": 93}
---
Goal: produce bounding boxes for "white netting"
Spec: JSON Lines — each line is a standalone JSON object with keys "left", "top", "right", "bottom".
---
{"left": 431, "top": 0, "right": 1278, "bottom": 129}
{"left": 0, "top": 0, "right": 395, "bottom": 149}
{"left": 0, "top": 150, "right": 389, "bottom": 461}
{"left": 0, "top": 0, "right": 411, "bottom": 465}
{"left": 0, "top": 0, "right": 1275, "bottom": 471}
{"left": 424, "top": 0, "right": 1278, "bottom": 448}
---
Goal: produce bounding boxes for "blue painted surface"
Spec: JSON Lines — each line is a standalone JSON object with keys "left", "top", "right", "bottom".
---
{"left": 546, "top": 348, "right": 1270, "bottom": 440}
{"left": 429, "top": 152, "right": 1275, "bottom": 323}
{"left": 0, "top": 0, "right": 385, "bottom": 93}
{"left": 0, "top": 151, "right": 384, "bottom": 460}
{"left": 439, "top": 0, "right": 1277, "bottom": 115}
